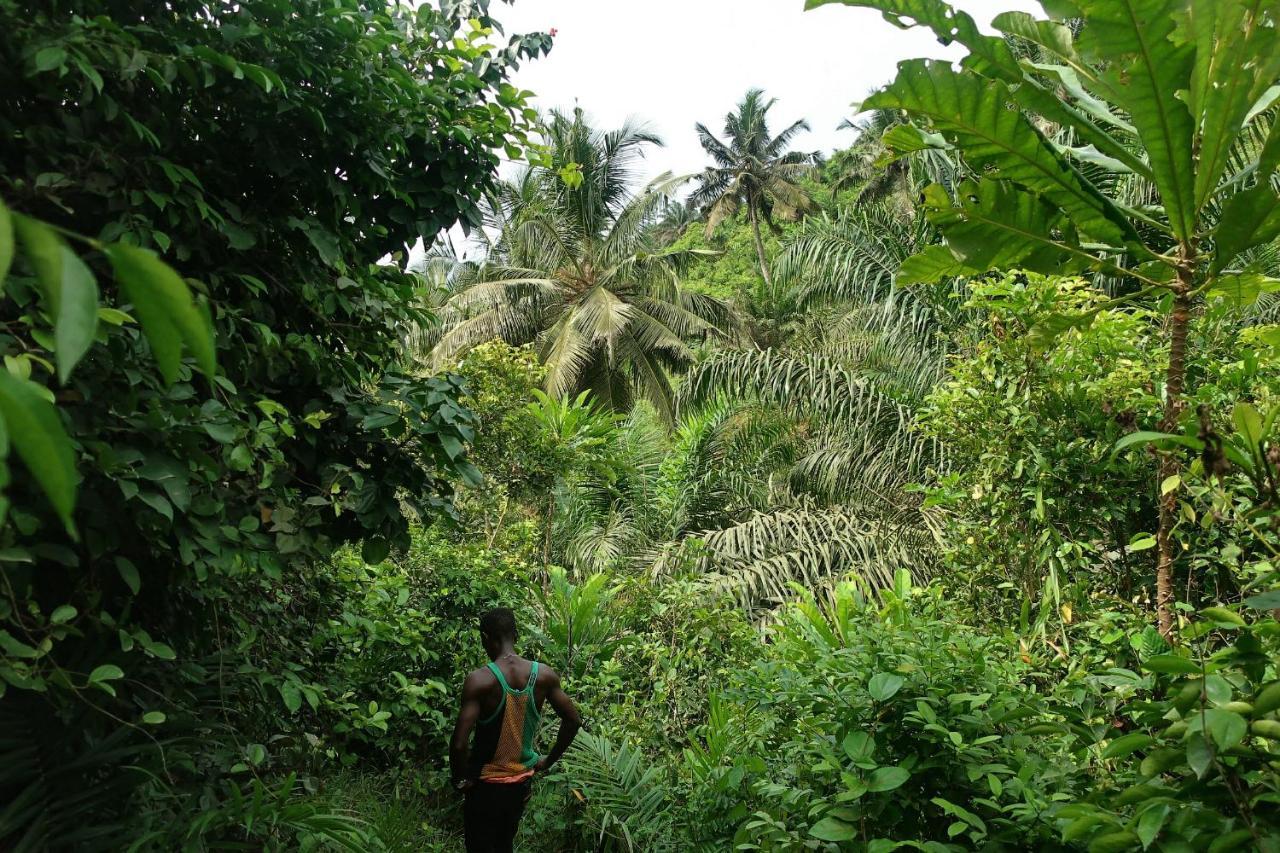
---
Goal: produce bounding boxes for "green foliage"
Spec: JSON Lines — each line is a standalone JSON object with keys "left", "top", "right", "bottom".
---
{"left": 6, "top": 0, "right": 1280, "bottom": 849}
{"left": 667, "top": 219, "right": 782, "bottom": 301}
{"left": 920, "top": 273, "right": 1280, "bottom": 627}
{"left": 0, "top": 0, "right": 548, "bottom": 845}
{"left": 1057, "top": 604, "right": 1280, "bottom": 850}
{"left": 683, "top": 577, "right": 1089, "bottom": 850}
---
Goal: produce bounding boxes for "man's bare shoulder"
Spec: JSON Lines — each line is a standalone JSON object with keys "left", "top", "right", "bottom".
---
{"left": 463, "top": 666, "right": 498, "bottom": 692}
{"left": 535, "top": 662, "right": 561, "bottom": 686}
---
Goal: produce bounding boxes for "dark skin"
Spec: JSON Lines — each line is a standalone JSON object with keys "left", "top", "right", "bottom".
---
{"left": 450, "top": 630, "right": 582, "bottom": 791}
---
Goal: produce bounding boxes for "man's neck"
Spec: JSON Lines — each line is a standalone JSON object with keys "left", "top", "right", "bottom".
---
{"left": 490, "top": 644, "right": 517, "bottom": 662}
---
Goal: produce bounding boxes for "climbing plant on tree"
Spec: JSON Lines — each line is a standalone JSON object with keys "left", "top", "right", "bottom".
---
{"left": 0, "top": 0, "right": 548, "bottom": 846}
{"left": 810, "top": 0, "right": 1280, "bottom": 636}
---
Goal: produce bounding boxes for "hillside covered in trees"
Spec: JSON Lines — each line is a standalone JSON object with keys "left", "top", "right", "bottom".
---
{"left": 3, "top": 0, "right": 1280, "bottom": 850}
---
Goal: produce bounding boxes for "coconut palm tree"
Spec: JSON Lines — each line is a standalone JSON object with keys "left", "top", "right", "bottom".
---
{"left": 690, "top": 89, "right": 819, "bottom": 288}
{"left": 423, "top": 110, "right": 739, "bottom": 421}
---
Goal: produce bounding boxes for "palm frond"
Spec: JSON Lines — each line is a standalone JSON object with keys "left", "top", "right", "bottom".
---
{"left": 559, "top": 732, "right": 677, "bottom": 853}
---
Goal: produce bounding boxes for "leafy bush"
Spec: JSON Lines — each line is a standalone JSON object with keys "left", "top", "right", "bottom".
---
{"left": 685, "top": 576, "right": 1090, "bottom": 850}
{"left": 0, "top": 0, "right": 548, "bottom": 845}
{"left": 921, "top": 273, "right": 1278, "bottom": 629}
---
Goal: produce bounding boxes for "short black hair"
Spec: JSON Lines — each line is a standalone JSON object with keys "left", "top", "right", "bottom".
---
{"left": 479, "top": 607, "right": 517, "bottom": 640}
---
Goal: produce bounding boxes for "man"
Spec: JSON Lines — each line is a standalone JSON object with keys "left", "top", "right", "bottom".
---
{"left": 450, "top": 607, "right": 582, "bottom": 853}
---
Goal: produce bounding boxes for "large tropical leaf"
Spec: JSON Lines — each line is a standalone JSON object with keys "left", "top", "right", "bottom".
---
{"left": 864, "top": 59, "right": 1133, "bottom": 247}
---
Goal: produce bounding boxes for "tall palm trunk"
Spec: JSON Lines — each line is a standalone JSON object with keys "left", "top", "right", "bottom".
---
{"left": 1155, "top": 250, "right": 1195, "bottom": 638}
{"left": 748, "top": 202, "right": 773, "bottom": 288}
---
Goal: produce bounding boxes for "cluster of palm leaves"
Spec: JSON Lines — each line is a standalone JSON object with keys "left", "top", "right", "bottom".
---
{"left": 416, "top": 95, "right": 966, "bottom": 615}
{"left": 420, "top": 109, "right": 740, "bottom": 421}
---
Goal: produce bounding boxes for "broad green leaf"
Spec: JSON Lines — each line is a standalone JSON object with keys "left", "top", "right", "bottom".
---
{"left": 809, "top": 816, "right": 857, "bottom": 842}
{"left": 10, "top": 218, "right": 101, "bottom": 380}
{"left": 362, "top": 537, "right": 391, "bottom": 564}
{"left": 1213, "top": 184, "right": 1280, "bottom": 272}
{"left": 896, "top": 244, "right": 978, "bottom": 286}
{"left": 921, "top": 181, "right": 1089, "bottom": 279}
{"left": 1232, "top": 402, "right": 1264, "bottom": 449}
{"left": 879, "top": 123, "right": 950, "bottom": 155}
{"left": 866, "top": 60, "right": 1131, "bottom": 245}
{"left": 116, "top": 556, "right": 141, "bottom": 595}
{"left": 1177, "top": 0, "right": 1280, "bottom": 211}
{"left": 821, "top": 0, "right": 1151, "bottom": 178}
{"left": 49, "top": 604, "right": 77, "bottom": 625}
{"left": 138, "top": 491, "right": 173, "bottom": 522}
{"left": 1142, "top": 654, "right": 1201, "bottom": 674}
{"left": 1209, "top": 830, "right": 1259, "bottom": 852}
{"left": 1254, "top": 681, "right": 1280, "bottom": 715}
{"left": 1102, "top": 733, "right": 1154, "bottom": 759}
{"left": 0, "top": 195, "right": 13, "bottom": 289}
{"left": 106, "top": 243, "right": 216, "bottom": 384}
{"left": 1128, "top": 534, "right": 1156, "bottom": 552}
{"left": 1209, "top": 273, "right": 1280, "bottom": 306}
{"left": 280, "top": 681, "right": 303, "bottom": 713}
{"left": 0, "top": 629, "right": 39, "bottom": 658}
{"left": 843, "top": 730, "right": 875, "bottom": 762}
{"left": 1199, "top": 606, "right": 1244, "bottom": 627}
{"left": 1090, "top": 831, "right": 1142, "bottom": 853}
{"left": 1186, "top": 734, "right": 1212, "bottom": 778}
{"left": 1204, "top": 708, "right": 1247, "bottom": 751}
{"left": 34, "top": 46, "right": 67, "bottom": 72}
{"left": 868, "top": 765, "right": 910, "bottom": 792}
{"left": 88, "top": 664, "right": 124, "bottom": 683}
{"left": 1242, "top": 589, "right": 1280, "bottom": 611}
{"left": 203, "top": 422, "right": 237, "bottom": 443}
{"left": 868, "top": 672, "right": 905, "bottom": 701}
{"left": 1075, "top": 0, "right": 1197, "bottom": 241}
{"left": 142, "top": 711, "right": 166, "bottom": 725}
{"left": 1136, "top": 802, "right": 1170, "bottom": 850}
{"left": 52, "top": 247, "right": 100, "bottom": 383}
{"left": 1113, "top": 431, "right": 1204, "bottom": 454}
{"left": 13, "top": 214, "right": 64, "bottom": 301}
{"left": 930, "top": 797, "right": 987, "bottom": 832}
{"left": 0, "top": 371, "right": 77, "bottom": 530}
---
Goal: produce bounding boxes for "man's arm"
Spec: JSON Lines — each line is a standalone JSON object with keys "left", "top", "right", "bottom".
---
{"left": 449, "top": 670, "right": 486, "bottom": 789}
{"left": 534, "top": 667, "right": 582, "bottom": 772}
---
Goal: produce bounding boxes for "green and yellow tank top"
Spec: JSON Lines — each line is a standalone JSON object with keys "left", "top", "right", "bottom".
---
{"left": 468, "top": 661, "right": 542, "bottom": 783}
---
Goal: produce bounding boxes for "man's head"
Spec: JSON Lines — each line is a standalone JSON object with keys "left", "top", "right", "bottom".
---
{"left": 479, "top": 607, "right": 517, "bottom": 659}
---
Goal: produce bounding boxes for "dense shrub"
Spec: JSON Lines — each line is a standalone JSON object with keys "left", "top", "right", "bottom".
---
{"left": 683, "top": 576, "right": 1090, "bottom": 850}
{"left": 0, "top": 0, "right": 548, "bottom": 846}
{"left": 921, "top": 274, "right": 1280, "bottom": 628}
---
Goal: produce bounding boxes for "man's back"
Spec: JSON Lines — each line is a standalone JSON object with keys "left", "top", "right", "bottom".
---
{"left": 468, "top": 656, "right": 553, "bottom": 721}
{"left": 450, "top": 608, "right": 581, "bottom": 853}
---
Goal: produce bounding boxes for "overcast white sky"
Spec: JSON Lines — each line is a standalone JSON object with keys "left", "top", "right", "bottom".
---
{"left": 494, "top": 0, "right": 1042, "bottom": 183}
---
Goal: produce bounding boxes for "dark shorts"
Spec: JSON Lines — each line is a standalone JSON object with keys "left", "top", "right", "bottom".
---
{"left": 463, "top": 779, "right": 533, "bottom": 853}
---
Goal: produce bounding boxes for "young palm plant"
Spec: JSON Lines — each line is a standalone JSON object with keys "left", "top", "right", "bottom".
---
{"left": 423, "top": 110, "right": 739, "bottom": 419}
{"left": 691, "top": 89, "right": 821, "bottom": 288}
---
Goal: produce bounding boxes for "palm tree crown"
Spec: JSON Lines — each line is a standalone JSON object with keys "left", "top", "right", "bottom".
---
{"left": 690, "top": 89, "right": 820, "bottom": 287}
{"left": 423, "top": 109, "right": 739, "bottom": 420}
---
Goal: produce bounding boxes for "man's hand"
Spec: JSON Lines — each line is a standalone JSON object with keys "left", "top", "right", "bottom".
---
{"left": 532, "top": 756, "right": 550, "bottom": 774}
{"left": 452, "top": 777, "right": 475, "bottom": 794}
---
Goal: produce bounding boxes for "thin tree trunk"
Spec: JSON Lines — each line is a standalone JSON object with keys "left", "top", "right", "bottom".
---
{"left": 748, "top": 203, "right": 772, "bottom": 288}
{"left": 1155, "top": 254, "right": 1195, "bottom": 638}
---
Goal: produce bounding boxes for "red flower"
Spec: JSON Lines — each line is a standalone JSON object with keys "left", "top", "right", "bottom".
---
{"left": 549, "top": 27, "right": 558, "bottom": 37}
